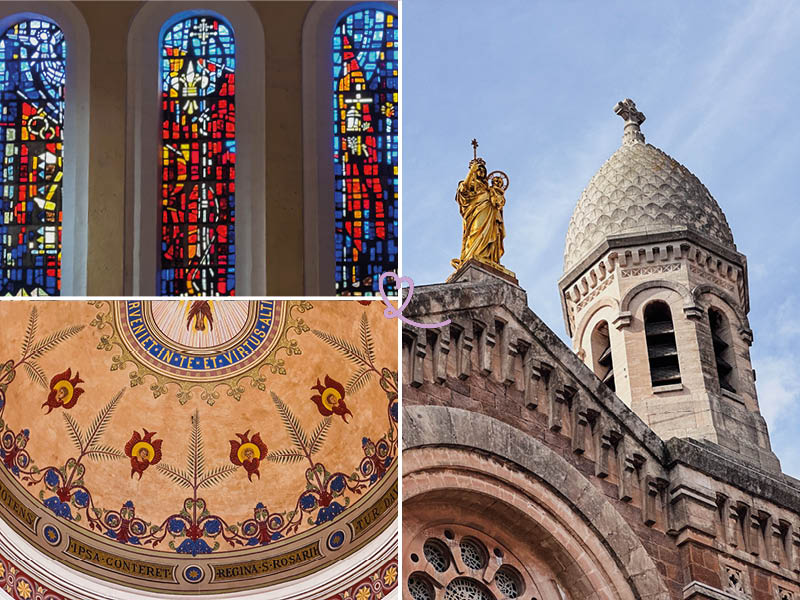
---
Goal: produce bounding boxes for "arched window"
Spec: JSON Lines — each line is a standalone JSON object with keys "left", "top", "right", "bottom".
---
{"left": 0, "top": 18, "right": 65, "bottom": 295}
{"left": 644, "top": 301, "right": 681, "bottom": 387}
{"left": 709, "top": 307, "right": 737, "bottom": 393}
{"left": 591, "top": 321, "right": 615, "bottom": 391}
{"left": 159, "top": 15, "right": 235, "bottom": 296}
{"left": 332, "top": 7, "right": 398, "bottom": 295}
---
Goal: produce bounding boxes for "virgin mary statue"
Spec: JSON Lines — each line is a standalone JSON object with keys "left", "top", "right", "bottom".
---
{"left": 451, "top": 157, "right": 508, "bottom": 270}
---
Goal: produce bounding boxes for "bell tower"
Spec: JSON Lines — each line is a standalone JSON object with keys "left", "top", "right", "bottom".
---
{"left": 559, "top": 99, "right": 779, "bottom": 471}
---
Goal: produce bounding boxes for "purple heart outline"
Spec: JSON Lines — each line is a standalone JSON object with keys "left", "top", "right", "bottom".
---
{"left": 378, "top": 272, "right": 452, "bottom": 329}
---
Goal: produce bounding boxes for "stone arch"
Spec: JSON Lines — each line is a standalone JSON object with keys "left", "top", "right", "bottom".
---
{"left": 403, "top": 404, "right": 670, "bottom": 600}
{"left": 691, "top": 284, "right": 748, "bottom": 330}
{"left": 620, "top": 279, "right": 694, "bottom": 315}
{"left": 574, "top": 296, "right": 620, "bottom": 352}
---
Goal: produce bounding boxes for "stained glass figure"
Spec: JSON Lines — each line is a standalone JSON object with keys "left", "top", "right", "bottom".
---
{"left": 333, "top": 9, "right": 398, "bottom": 295}
{"left": 160, "top": 16, "right": 235, "bottom": 296}
{"left": 0, "top": 19, "right": 65, "bottom": 296}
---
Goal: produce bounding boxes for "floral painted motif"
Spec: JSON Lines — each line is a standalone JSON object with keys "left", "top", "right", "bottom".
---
{"left": 42, "top": 368, "right": 84, "bottom": 414}
{"left": 241, "top": 502, "right": 284, "bottom": 546}
{"left": 229, "top": 431, "right": 268, "bottom": 481}
{"left": 310, "top": 375, "right": 353, "bottom": 423}
{"left": 359, "top": 436, "right": 392, "bottom": 484}
{"left": 0, "top": 429, "right": 30, "bottom": 475}
{"left": 125, "top": 430, "right": 163, "bottom": 479}
{"left": 103, "top": 501, "right": 147, "bottom": 544}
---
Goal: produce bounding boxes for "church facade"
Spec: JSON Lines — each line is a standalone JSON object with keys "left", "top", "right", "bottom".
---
{"left": 402, "top": 101, "right": 800, "bottom": 600}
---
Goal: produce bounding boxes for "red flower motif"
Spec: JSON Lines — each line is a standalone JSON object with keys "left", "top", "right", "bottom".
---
{"left": 229, "top": 431, "right": 268, "bottom": 481}
{"left": 42, "top": 368, "right": 84, "bottom": 414}
{"left": 311, "top": 376, "right": 353, "bottom": 423}
{"left": 124, "top": 430, "right": 163, "bottom": 480}
{"left": 56, "top": 487, "right": 72, "bottom": 502}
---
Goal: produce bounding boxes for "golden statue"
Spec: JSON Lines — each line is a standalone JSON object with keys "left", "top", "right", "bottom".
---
{"left": 451, "top": 140, "right": 511, "bottom": 274}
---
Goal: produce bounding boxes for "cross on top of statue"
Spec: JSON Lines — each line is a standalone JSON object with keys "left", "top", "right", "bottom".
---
{"left": 471, "top": 138, "right": 479, "bottom": 160}
{"left": 613, "top": 98, "right": 646, "bottom": 144}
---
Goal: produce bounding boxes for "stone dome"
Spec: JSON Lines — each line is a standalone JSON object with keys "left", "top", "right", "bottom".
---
{"left": 563, "top": 100, "right": 735, "bottom": 272}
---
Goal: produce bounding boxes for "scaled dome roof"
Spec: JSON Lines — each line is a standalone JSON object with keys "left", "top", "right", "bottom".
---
{"left": 563, "top": 99, "right": 735, "bottom": 272}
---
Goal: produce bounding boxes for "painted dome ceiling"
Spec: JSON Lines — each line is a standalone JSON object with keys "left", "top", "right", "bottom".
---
{"left": 563, "top": 100, "right": 735, "bottom": 272}
{"left": 0, "top": 300, "right": 398, "bottom": 597}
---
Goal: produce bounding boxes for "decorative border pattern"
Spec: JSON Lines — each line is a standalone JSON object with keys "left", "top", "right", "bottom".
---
{"left": 321, "top": 558, "right": 397, "bottom": 600}
{"left": 0, "top": 554, "right": 66, "bottom": 600}
{"left": 0, "top": 551, "right": 398, "bottom": 599}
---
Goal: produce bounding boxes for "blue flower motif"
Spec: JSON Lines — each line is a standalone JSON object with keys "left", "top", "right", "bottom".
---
{"left": 74, "top": 490, "right": 89, "bottom": 507}
{"left": 315, "top": 501, "right": 345, "bottom": 525}
{"left": 44, "top": 469, "right": 60, "bottom": 488}
{"left": 176, "top": 538, "right": 213, "bottom": 556}
{"left": 44, "top": 496, "right": 73, "bottom": 520}
{"left": 169, "top": 519, "right": 185, "bottom": 534}
{"left": 390, "top": 401, "right": 398, "bottom": 421}
{"left": 247, "top": 537, "right": 259, "bottom": 546}
{"left": 299, "top": 493, "right": 316, "bottom": 510}
{"left": 204, "top": 519, "right": 221, "bottom": 535}
{"left": 330, "top": 474, "right": 346, "bottom": 493}
{"left": 271, "top": 532, "right": 283, "bottom": 541}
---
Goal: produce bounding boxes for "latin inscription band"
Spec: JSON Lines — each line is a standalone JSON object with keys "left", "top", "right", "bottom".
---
{"left": 350, "top": 479, "right": 398, "bottom": 538}
{"left": 125, "top": 301, "right": 274, "bottom": 371}
{"left": 65, "top": 538, "right": 174, "bottom": 582}
{"left": 213, "top": 542, "right": 321, "bottom": 582}
{"left": 0, "top": 477, "right": 37, "bottom": 531}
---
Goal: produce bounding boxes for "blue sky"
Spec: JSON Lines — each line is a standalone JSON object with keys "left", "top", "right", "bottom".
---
{"left": 402, "top": 0, "right": 800, "bottom": 476}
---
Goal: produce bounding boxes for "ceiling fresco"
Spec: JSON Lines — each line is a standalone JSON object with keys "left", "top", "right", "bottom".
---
{"left": 0, "top": 300, "right": 398, "bottom": 594}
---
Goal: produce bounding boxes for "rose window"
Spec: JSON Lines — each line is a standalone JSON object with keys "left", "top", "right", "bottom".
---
{"left": 445, "top": 578, "right": 495, "bottom": 600}
{"left": 408, "top": 575, "right": 435, "bottom": 600}
{"left": 459, "top": 538, "right": 486, "bottom": 570}
{"left": 407, "top": 527, "right": 534, "bottom": 600}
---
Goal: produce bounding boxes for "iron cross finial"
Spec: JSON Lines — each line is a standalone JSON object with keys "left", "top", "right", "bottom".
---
{"left": 471, "top": 138, "right": 479, "bottom": 160}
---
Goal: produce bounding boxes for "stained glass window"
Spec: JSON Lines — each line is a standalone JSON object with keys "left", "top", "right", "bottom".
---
{"left": 0, "top": 19, "right": 65, "bottom": 296}
{"left": 160, "top": 16, "right": 235, "bottom": 296}
{"left": 333, "top": 9, "right": 398, "bottom": 295}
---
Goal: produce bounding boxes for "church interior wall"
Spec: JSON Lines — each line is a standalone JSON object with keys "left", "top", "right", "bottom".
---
{"left": 25, "top": 1, "right": 323, "bottom": 295}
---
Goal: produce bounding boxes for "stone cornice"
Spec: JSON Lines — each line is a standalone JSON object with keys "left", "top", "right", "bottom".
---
{"left": 558, "top": 228, "right": 750, "bottom": 336}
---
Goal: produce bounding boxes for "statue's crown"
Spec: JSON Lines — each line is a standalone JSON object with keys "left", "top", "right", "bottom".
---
{"left": 470, "top": 157, "right": 486, "bottom": 167}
